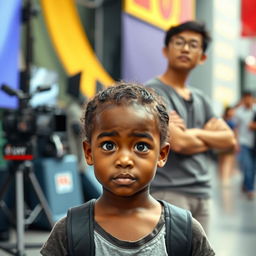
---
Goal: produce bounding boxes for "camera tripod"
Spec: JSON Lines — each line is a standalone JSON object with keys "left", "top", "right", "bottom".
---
{"left": 0, "top": 159, "right": 54, "bottom": 256}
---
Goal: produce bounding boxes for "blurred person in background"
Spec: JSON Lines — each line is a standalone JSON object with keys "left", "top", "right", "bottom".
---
{"left": 146, "top": 21, "right": 236, "bottom": 233}
{"left": 252, "top": 110, "right": 256, "bottom": 153}
{"left": 217, "top": 106, "right": 238, "bottom": 186}
{"left": 234, "top": 91, "right": 256, "bottom": 200}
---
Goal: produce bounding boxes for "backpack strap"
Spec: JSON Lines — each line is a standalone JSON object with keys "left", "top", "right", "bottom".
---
{"left": 161, "top": 200, "right": 192, "bottom": 256}
{"left": 67, "top": 199, "right": 96, "bottom": 256}
{"left": 66, "top": 198, "right": 192, "bottom": 256}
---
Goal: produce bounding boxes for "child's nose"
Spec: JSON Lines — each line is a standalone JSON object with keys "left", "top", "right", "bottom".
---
{"left": 115, "top": 151, "right": 134, "bottom": 168}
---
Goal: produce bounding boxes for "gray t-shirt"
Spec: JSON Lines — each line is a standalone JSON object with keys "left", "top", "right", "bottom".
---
{"left": 145, "top": 78, "right": 215, "bottom": 198}
{"left": 40, "top": 214, "right": 215, "bottom": 256}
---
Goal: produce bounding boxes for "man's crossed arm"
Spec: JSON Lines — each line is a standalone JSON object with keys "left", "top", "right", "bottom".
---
{"left": 169, "top": 111, "right": 237, "bottom": 155}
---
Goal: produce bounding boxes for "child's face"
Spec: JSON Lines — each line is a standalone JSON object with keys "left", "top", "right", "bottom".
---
{"left": 83, "top": 103, "right": 169, "bottom": 197}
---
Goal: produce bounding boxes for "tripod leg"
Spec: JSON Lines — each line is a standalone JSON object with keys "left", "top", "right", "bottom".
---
{"left": 0, "top": 173, "right": 13, "bottom": 200}
{"left": 27, "top": 171, "right": 54, "bottom": 228}
{"left": 0, "top": 172, "right": 15, "bottom": 225}
{"left": 15, "top": 167, "right": 25, "bottom": 256}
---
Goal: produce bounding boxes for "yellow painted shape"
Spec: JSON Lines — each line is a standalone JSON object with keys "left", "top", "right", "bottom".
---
{"left": 41, "top": 0, "right": 114, "bottom": 97}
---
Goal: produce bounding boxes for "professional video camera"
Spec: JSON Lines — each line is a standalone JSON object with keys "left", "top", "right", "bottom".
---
{"left": 1, "top": 84, "right": 67, "bottom": 160}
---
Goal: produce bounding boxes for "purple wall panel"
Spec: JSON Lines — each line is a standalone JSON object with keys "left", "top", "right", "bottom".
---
{"left": 0, "top": 0, "right": 21, "bottom": 109}
{"left": 121, "top": 14, "right": 166, "bottom": 84}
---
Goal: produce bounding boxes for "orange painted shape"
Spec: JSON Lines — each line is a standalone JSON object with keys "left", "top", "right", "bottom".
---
{"left": 159, "top": 0, "right": 173, "bottom": 19}
{"left": 134, "top": 0, "right": 151, "bottom": 9}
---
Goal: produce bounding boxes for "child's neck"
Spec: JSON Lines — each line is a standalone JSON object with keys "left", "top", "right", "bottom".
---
{"left": 94, "top": 192, "right": 162, "bottom": 242}
{"left": 96, "top": 190, "right": 155, "bottom": 213}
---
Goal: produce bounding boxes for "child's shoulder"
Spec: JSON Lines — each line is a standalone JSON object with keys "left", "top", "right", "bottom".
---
{"left": 51, "top": 217, "right": 67, "bottom": 233}
{"left": 160, "top": 201, "right": 215, "bottom": 255}
{"left": 191, "top": 218, "right": 215, "bottom": 255}
{"left": 40, "top": 217, "right": 67, "bottom": 256}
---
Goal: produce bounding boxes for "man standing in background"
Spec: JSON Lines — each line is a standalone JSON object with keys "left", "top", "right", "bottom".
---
{"left": 146, "top": 21, "right": 236, "bottom": 233}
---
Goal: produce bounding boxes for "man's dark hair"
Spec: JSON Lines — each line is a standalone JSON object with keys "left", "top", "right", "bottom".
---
{"left": 82, "top": 82, "right": 169, "bottom": 145}
{"left": 164, "top": 21, "right": 211, "bottom": 53}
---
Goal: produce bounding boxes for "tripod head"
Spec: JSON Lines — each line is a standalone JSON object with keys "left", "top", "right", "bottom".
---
{"left": 1, "top": 83, "right": 67, "bottom": 160}
{"left": 1, "top": 84, "right": 51, "bottom": 160}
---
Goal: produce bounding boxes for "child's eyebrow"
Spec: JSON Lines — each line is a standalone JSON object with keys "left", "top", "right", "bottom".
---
{"left": 97, "top": 131, "right": 118, "bottom": 139}
{"left": 131, "top": 132, "right": 154, "bottom": 140}
{"left": 97, "top": 131, "right": 154, "bottom": 140}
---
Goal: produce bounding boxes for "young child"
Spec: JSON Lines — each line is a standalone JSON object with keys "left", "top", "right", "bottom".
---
{"left": 40, "top": 82, "right": 215, "bottom": 255}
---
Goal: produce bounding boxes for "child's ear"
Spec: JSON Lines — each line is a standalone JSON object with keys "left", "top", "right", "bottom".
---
{"left": 157, "top": 143, "right": 170, "bottom": 167}
{"left": 83, "top": 141, "right": 93, "bottom": 165}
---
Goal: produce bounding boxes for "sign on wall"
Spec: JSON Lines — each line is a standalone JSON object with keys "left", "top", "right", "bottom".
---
{"left": 124, "top": 0, "right": 195, "bottom": 30}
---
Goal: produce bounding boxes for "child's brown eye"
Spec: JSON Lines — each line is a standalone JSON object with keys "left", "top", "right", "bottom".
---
{"left": 101, "top": 141, "right": 115, "bottom": 151}
{"left": 135, "top": 142, "right": 150, "bottom": 152}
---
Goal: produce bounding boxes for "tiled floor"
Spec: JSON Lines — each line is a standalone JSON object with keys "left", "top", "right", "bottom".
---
{"left": 0, "top": 161, "right": 256, "bottom": 255}
{"left": 209, "top": 166, "right": 256, "bottom": 256}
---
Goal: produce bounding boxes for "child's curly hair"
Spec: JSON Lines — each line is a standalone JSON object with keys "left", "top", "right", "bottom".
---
{"left": 82, "top": 82, "right": 169, "bottom": 146}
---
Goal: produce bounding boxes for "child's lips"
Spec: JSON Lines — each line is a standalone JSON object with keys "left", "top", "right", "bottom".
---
{"left": 112, "top": 173, "right": 136, "bottom": 185}
{"left": 113, "top": 178, "right": 136, "bottom": 185}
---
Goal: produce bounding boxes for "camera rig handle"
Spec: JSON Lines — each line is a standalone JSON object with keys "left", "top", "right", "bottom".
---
{"left": 1, "top": 84, "right": 51, "bottom": 108}
{"left": 1, "top": 84, "right": 51, "bottom": 98}
{"left": 1, "top": 84, "right": 26, "bottom": 99}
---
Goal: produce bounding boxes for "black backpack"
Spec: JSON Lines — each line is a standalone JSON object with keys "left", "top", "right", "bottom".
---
{"left": 67, "top": 199, "right": 192, "bottom": 256}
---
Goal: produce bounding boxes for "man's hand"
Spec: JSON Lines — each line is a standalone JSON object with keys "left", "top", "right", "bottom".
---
{"left": 197, "top": 117, "right": 237, "bottom": 150}
{"left": 204, "top": 117, "right": 230, "bottom": 131}
{"left": 168, "top": 112, "right": 209, "bottom": 154}
{"left": 169, "top": 111, "right": 186, "bottom": 130}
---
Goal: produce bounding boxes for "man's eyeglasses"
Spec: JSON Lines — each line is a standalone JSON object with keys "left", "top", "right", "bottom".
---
{"left": 171, "top": 37, "right": 202, "bottom": 52}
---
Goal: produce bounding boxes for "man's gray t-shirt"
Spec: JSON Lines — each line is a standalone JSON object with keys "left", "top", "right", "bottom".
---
{"left": 146, "top": 78, "right": 215, "bottom": 198}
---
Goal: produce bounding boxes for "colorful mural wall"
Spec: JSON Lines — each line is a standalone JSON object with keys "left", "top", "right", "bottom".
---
{"left": 122, "top": 0, "right": 195, "bottom": 83}
{"left": 41, "top": 0, "right": 195, "bottom": 97}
